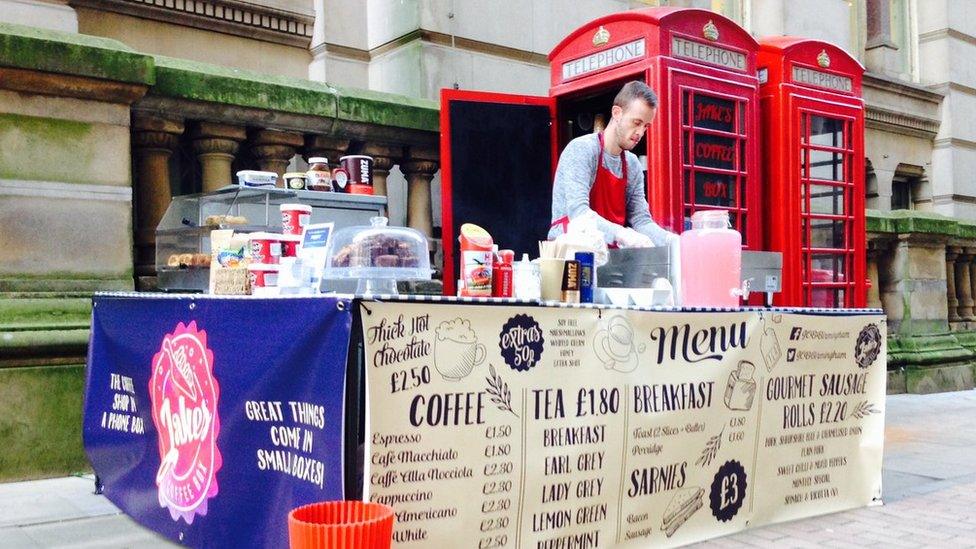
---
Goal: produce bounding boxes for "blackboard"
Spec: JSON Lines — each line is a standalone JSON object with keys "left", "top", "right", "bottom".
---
{"left": 443, "top": 99, "right": 554, "bottom": 294}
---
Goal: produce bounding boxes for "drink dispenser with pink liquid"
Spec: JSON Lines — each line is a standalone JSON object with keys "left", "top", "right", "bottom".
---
{"left": 679, "top": 210, "right": 742, "bottom": 307}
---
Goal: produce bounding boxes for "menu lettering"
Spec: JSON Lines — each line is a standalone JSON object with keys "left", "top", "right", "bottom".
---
{"left": 365, "top": 305, "right": 885, "bottom": 547}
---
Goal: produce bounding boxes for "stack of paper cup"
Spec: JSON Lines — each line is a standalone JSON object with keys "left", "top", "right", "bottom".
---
{"left": 288, "top": 501, "right": 395, "bottom": 549}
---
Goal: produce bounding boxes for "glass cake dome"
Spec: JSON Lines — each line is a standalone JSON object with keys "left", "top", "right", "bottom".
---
{"left": 324, "top": 217, "right": 432, "bottom": 294}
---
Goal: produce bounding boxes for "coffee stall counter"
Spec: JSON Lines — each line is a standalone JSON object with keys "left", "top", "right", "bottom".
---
{"left": 83, "top": 293, "right": 886, "bottom": 548}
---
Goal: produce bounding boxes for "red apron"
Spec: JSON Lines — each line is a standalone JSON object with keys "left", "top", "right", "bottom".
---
{"left": 589, "top": 132, "right": 628, "bottom": 225}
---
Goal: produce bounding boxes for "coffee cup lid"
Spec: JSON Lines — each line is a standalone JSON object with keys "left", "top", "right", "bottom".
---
{"left": 279, "top": 203, "right": 312, "bottom": 213}
{"left": 246, "top": 232, "right": 282, "bottom": 240}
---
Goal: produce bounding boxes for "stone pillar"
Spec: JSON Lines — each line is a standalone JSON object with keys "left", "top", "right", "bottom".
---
{"left": 361, "top": 144, "right": 401, "bottom": 198}
{"left": 401, "top": 150, "right": 438, "bottom": 237}
{"left": 946, "top": 247, "right": 960, "bottom": 323}
{"left": 958, "top": 247, "right": 976, "bottom": 322}
{"left": 968, "top": 248, "right": 976, "bottom": 323}
{"left": 249, "top": 129, "right": 304, "bottom": 184}
{"left": 190, "top": 122, "right": 246, "bottom": 192}
{"left": 881, "top": 233, "right": 950, "bottom": 337}
{"left": 866, "top": 240, "right": 885, "bottom": 310}
{"left": 303, "top": 135, "right": 349, "bottom": 168}
{"left": 132, "top": 114, "right": 184, "bottom": 287}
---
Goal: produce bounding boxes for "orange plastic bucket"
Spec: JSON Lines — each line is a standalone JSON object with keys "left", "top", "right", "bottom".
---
{"left": 288, "top": 501, "right": 395, "bottom": 549}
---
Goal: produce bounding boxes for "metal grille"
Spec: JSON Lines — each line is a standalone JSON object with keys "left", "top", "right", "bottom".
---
{"left": 799, "top": 111, "right": 855, "bottom": 308}
{"left": 680, "top": 89, "right": 750, "bottom": 246}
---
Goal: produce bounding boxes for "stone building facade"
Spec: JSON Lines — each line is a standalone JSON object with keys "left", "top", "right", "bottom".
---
{"left": 2, "top": 1, "right": 961, "bottom": 227}
{"left": 1, "top": 0, "right": 976, "bottom": 479}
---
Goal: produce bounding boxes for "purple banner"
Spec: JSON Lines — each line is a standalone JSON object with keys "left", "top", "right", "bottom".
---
{"left": 83, "top": 295, "right": 352, "bottom": 548}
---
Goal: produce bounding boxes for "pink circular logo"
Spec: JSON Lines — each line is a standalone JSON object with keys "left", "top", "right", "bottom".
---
{"left": 149, "top": 321, "right": 222, "bottom": 524}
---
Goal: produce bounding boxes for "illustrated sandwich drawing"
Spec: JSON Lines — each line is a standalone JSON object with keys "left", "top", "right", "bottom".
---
{"left": 662, "top": 486, "right": 704, "bottom": 538}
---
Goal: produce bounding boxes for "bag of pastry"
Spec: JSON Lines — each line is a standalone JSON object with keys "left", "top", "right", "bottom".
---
{"left": 209, "top": 229, "right": 249, "bottom": 294}
{"left": 552, "top": 211, "right": 610, "bottom": 266}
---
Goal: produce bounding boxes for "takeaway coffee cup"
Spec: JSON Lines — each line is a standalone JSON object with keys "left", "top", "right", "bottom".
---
{"left": 280, "top": 204, "right": 311, "bottom": 236}
{"left": 339, "top": 155, "right": 374, "bottom": 195}
{"left": 433, "top": 318, "right": 485, "bottom": 381}
{"left": 539, "top": 258, "right": 566, "bottom": 302}
{"left": 247, "top": 232, "right": 282, "bottom": 264}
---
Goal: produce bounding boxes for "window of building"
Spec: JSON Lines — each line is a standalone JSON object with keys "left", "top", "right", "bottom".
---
{"left": 890, "top": 164, "right": 923, "bottom": 210}
{"left": 850, "top": 0, "right": 866, "bottom": 63}
{"left": 711, "top": 0, "right": 749, "bottom": 30}
{"left": 890, "top": 177, "right": 912, "bottom": 210}
{"left": 865, "top": 0, "right": 918, "bottom": 81}
{"left": 889, "top": 0, "right": 918, "bottom": 81}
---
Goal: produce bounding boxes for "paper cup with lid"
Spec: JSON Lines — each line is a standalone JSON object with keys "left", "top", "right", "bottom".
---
{"left": 247, "top": 232, "right": 282, "bottom": 264}
{"left": 248, "top": 263, "right": 279, "bottom": 288}
{"left": 280, "top": 203, "right": 312, "bottom": 236}
{"left": 279, "top": 234, "right": 302, "bottom": 258}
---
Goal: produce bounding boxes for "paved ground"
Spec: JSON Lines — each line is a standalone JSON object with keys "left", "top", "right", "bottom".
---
{"left": 1, "top": 390, "right": 974, "bottom": 548}
{"left": 693, "top": 389, "right": 976, "bottom": 548}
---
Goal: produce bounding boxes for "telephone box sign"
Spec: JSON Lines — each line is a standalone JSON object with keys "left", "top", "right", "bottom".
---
{"left": 792, "top": 66, "right": 853, "bottom": 93}
{"left": 561, "top": 38, "right": 646, "bottom": 80}
{"left": 672, "top": 36, "right": 746, "bottom": 71}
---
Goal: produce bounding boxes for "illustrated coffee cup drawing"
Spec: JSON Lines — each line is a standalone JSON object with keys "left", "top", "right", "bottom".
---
{"left": 434, "top": 318, "right": 486, "bottom": 381}
{"left": 594, "top": 316, "right": 644, "bottom": 373}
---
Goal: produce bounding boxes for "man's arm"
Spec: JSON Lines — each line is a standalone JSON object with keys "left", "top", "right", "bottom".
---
{"left": 552, "top": 137, "right": 626, "bottom": 243}
{"left": 625, "top": 155, "right": 676, "bottom": 246}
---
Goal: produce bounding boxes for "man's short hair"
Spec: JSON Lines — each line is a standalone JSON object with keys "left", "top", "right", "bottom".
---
{"left": 613, "top": 81, "right": 658, "bottom": 109}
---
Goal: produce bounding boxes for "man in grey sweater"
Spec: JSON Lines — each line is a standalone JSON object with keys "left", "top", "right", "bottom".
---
{"left": 549, "top": 81, "right": 676, "bottom": 248}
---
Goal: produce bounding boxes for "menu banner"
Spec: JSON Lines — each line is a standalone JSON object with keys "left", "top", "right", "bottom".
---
{"left": 84, "top": 295, "right": 351, "bottom": 548}
{"left": 362, "top": 303, "right": 885, "bottom": 548}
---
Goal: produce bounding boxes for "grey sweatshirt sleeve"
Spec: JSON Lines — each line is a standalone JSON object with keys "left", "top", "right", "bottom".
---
{"left": 549, "top": 136, "right": 625, "bottom": 242}
{"left": 625, "top": 153, "right": 675, "bottom": 247}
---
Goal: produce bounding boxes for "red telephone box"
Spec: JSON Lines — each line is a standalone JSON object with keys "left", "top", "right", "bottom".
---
{"left": 549, "top": 7, "right": 762, "bottom": 247}
{"left": 758, "top": 37, "right": 866, "bottom": 308}
{"left": 440, "top": 8, "right": 762, "bottom": 296}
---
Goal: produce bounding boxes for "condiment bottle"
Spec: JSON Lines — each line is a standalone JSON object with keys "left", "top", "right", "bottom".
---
{"left": 513, "top": 253, "right": 540, "bottom": 300}
{"left": 306, "top": 157, "right": 332, "bottom": 192}
{"left": 492, "top": 249, "right": 514, "bottom": 298}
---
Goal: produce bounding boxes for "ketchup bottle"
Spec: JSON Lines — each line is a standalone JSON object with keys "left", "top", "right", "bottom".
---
{"left": 492, "top": 249, "right": 514, "bottom": 298}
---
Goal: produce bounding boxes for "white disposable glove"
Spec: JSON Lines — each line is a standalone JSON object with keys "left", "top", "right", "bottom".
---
{"left": 615, "top": 227, "right": 654, "bottom": 248}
